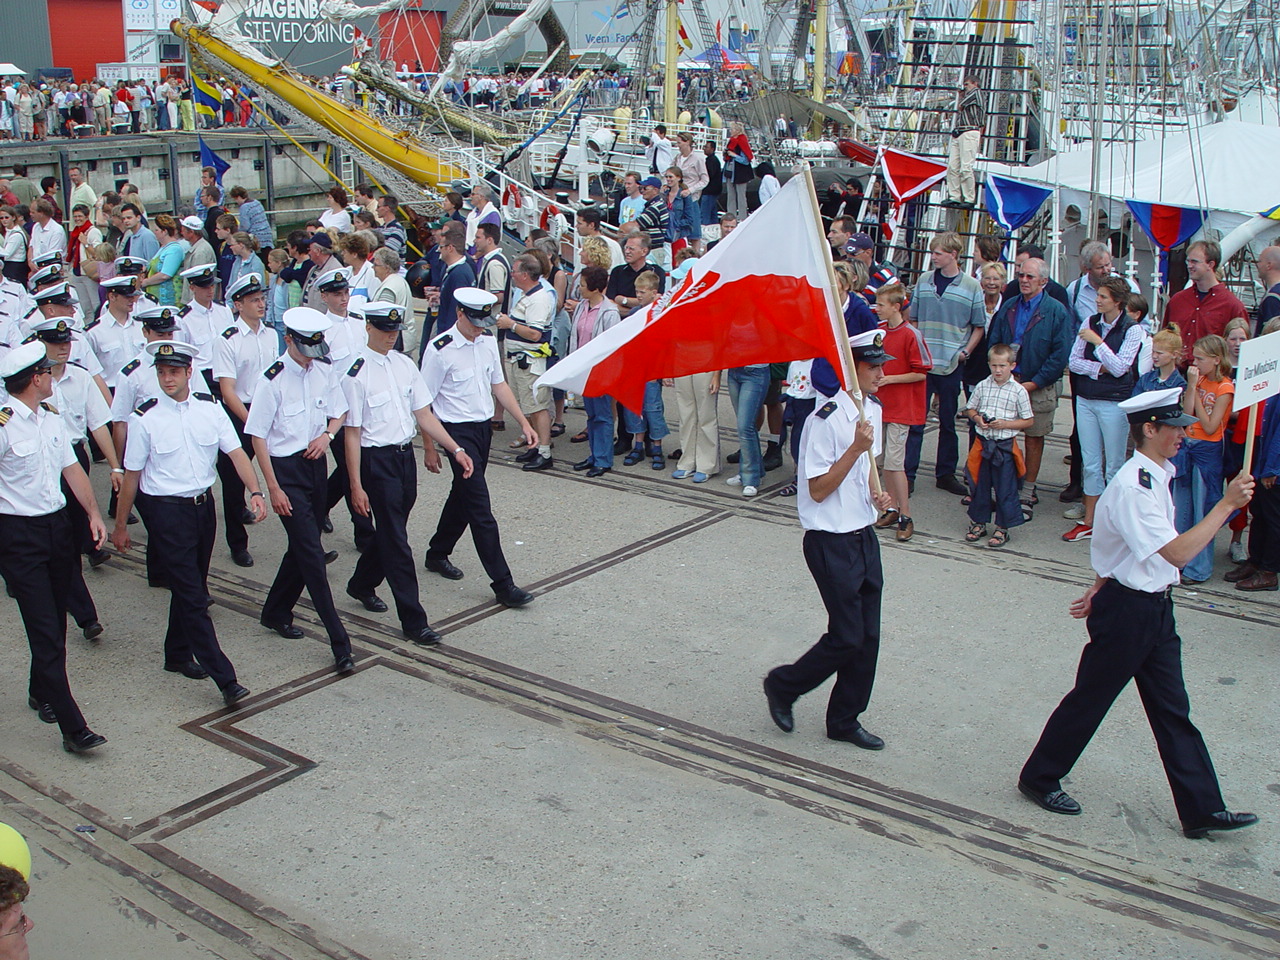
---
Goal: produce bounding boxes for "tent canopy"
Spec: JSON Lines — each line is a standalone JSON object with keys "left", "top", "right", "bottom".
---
{"left": 678, "top": 46, "right": 753, "bottom": 70}
{"left": 0, "top": 64, "right": 26, "bottom": 77}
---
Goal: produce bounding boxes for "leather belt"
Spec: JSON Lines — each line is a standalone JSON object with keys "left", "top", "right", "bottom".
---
{"left": 1109, "top": 578, "right": 1174, "bottom": 600}
{"left": 144, "top": 489, "right": 210, "bottom": 506}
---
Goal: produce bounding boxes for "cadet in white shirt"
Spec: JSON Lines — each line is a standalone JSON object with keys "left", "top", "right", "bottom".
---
{"left": 764, "top": 330, "right": 895, "bottom": 751}
{"left": 111, "top": 340, "right": 266, "bottom": 708}
{"left": 176, "top": 263, "right": 231, "bottom": 391}
{"left": 245, "top": 307, "right": 355, "bottom": 674}
{"left": 0, "top": 340, "right": 108, "bottom": 754}
{"left": 419, "top": 288, "right": 537, "bottom": 607}
{"left": 83, "top": 276, "right": 145, "bottom": 389}
{"left": 342, "top": 302, "right": 474, "bottom": 646}
{"left": 1019, "top": 387, "right": 1259, "bottom": 839}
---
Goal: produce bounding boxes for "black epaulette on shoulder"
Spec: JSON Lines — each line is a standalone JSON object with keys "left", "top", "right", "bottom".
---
{"left": 222, "top": 325, "right": 238, "bottom": 339}
{"left": 134, "top": 397, "right": 157, "bottom": 416}
{"left": 21, "top": 333, "right": 37, "bottom": 345}
{"left": 432, "top": 333, "right": 453, "bottom": 350}
{"left": 193, "top": 392, "right": 216, "bottom": 402}
{"left": 317, "top": 356, "right": 332, "bottom": 364}
{"left": 39, "top": 401, "right": 58, "bottom": 414}
{"left": 264, "top": 360, "right": 284, "bottom": 380}
{"left": 868, "top": 394, "right": 883, "bottom": 406}
{"left": 816, "top": 401, "right": 838, "bottom": 419}
{"left": 178, "top": 304, "right": 193, "bottom": 317}
{"left": 68, "top": 359, "right": 85, "bottom": 370}
{"left": 0, "top": 407, "right": 11, "bottom": 426}
{"left": 347, "top": 357, "right": 364, "bottom": 377}
{"left": 121, "top": 358, "right": 140, "bottom": 377}
{"left": 83, "top": 316, "right": 100, "bottom": 331}
{"left": 21, "top": 308, "right": 36, "bottom": 323}
{"left": 1138, "top": 468, "right": 1152, "bottom": 490}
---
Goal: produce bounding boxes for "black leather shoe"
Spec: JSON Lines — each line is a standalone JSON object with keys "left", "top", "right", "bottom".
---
{"left": 585, "top": 465, "right": 611, "bottom": 478}
{"left": 81, "top": 620, "right": 103, "bottom": 641}
{"left": 148, "top": 578, "right": 169, "bottom": 588}
{"left": 515, "top": 448, "right": 539, "bottom": 463}
{"left": 1058, "top": 483, "right": 1083, "bottom": 503}
{"left": 222, "top": 683, "right": 251, "bottom": 707}
{"left": 324, "top": 550, "right": 339, "bottom": 564}
{"left": 346, "top": 587, "right": 387, "bottom": 612}
{"left": 1018, "top": 781, "right": 1082, "bottom": 815}
{"left": 1182, "top": 810, "right": 1259, "bottom": 839}
{"left": 827, "top": 725, "right": 885, "bottom": 750}
{"left": 935, "top": 475, "right": 968, "bottom": 496}
{"left": 321, "top": 515, "right": 333, "bottom": 533}
{"left": 405, "top": 626, "right": 443, "bottom": 646}
{"left": 240, "top": 507, "right": 256, "bottom": 524}
{"left": 762, "top": 676, "right": 793, "bottom": 733}
{"left": 232, "top": 549, "right": 254, "bottom": 568}
{"left": 572, "top": 457, "right": 594, "bottom": 471}
{"left": 88, "top": 548, "right": 111, "bottom": 568}
{"left": 165, "top": 660, "right": 210, "bottom": 681}
{"left": 28, "top": 697, "right": 56, "bottom": 724}
{"left": 495, "top": 586, "right": 534, "bottom": 608}
{"left": 334, "top": 654, "right": 355, "bottom": 674}
{"left": 126, "top": 512, "right": 139, "bottom": 525}
{"left": 424, "top": 555, "right": 464, "bottom": 580}
{"left": 260, "top": 619, "right": 304, "bottom": 639}
{"left": 727, "top": 448, "right": 741, "bottom": 464}
{"left": 522, "top": 454, "right": 553, "bottom": 471}
{"left": 614, "top": 437, "right": 630, "bottom": 455}
{"left": 63, "top": 729, "right": 107, "bottom": 753}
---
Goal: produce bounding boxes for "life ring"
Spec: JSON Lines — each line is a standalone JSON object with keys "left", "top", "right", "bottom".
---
{"left": 539, "top": 203, "right": 560, "bottom": 231}
{"left": 502, "top": 182, "right": 522, "bottom": 220}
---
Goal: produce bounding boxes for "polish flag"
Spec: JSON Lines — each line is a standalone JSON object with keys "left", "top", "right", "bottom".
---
{"left": 536, "top": 168, "right": 850, "bottom": 410}
{"left": 878, "top": 147, "right": 947, "bottom": 241}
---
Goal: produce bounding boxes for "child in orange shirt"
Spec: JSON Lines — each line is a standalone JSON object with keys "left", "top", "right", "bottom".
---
{"left": 1174, "top": 334, "right": 1234, "bottom": 582}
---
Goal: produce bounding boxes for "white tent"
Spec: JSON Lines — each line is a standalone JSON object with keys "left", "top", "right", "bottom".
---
{"left": 0, "top": 64, "right": 26, "bottom": 78}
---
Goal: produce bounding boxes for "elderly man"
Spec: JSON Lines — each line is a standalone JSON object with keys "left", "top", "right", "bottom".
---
{"left": 625, "top": 176, "right": 670, "bottom": 268}
{"left": 1001, "top": 243, "right": 1072, "bottom": 309}
{"left": 607, "top": 234, "right": 665, "bottom": 316}
{"left": 1064, "top": 241, "right": 1137, "bottom": 325}
{"left": 464, "top": 181, "right": 502, "bottom": 255}
{"left": 498, "top": 253, "right": 557, "bottom": 471}
{"left": 1255, "top": 245, "right": 1280, "bottom": 336}
{"left": 178, "top": 215, "right": 216, "bottom": 304}
{"left": 300, "top": 233, "right": 341, "bottom": 310}
{"left": 1164, "top": 240, "right": 1248, "bottom": 361}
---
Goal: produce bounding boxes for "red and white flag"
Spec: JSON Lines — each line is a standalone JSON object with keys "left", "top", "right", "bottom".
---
{"left": 536, "top": 169, "right": 850, "bottom": 410}
{"left": 878, "top": 146, "right": 947, "bottom": 241}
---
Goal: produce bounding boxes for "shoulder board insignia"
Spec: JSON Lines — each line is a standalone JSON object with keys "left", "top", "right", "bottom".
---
{"left": 347, "top": 357, "right": 365, "bottom": 377}
{"left": 221, "top": 326, "right": 238, "bottom": 339}
{"left": 178, "top": 304, "right": 193, "bottom": 317}
{"left": 194, "top": 392, "right": 216, "bottom": 402}
{"left": 121, "top": 358, "right": 140, "bottom": 377}
{"left": 264, "top": 360, "right": 284, "bottom": 381}
{"left": 816, "top": 401, "right": 839, "bottom": 419}
{"left": 39, "top": 401, "right": 58, "bottom": 414}
{"left": 869, "top": 394, "right": 883, "bottom": 406}
{"left": 21, "top": 308, "right": 36, "bottom": 322}
{"left": 433, "top": 333, "right": 453, "bottom": 350}
{"left": 0, "top": 407, "right": 11, "bottom": 426}
{"left": 68, "top": 359, "right": 85, "bottom": 370}
{"left": 21, "top": 334, "right": 37, "bottom": 345}
{"left": 1138, "top": 468, "right": 1152, "bottom": 490}
{"left": 134, "top": 397, "right": 157, "bottom": 416}
{"left": 83, "top": 317, "right": 100, "bottom": 331}
{"left": 317, "top": 356, "right": 332, "bottom": 365}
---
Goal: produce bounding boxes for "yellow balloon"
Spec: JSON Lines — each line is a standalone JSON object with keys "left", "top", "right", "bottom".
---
{"left": 0, "top": 823, "right": 30, "bottom": 881}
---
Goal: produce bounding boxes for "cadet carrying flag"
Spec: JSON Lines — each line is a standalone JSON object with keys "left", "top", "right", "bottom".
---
{"left": 983, "top": 174, "right": 1053, "bottom": 255}
{"left": 193, "top": 75, "right": 222, "bottom": 119}
{"left": 198, "top": 136, "right": 230, "bottom": 185}
{"left": 1125, "top": 200, "right": 1206, "bottom": 283}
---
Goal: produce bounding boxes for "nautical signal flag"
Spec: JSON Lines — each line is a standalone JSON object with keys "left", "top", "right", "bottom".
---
{"left": 984, "top": 174, "right": 1053, "bottom": 255}
{"left": 193, "top": 75, "right": 222, "bottom": 119}
{"left": 1126, "top": 200, "right": 1206, "bottom": 283}
{"left": 878, "top": 148, "right": 947, "bottom": 242}
{"left": 198, "top": 136, "right": 230, "bottom": 185}
{"left": 536, "top": 169, "right": 852, "bottom": 408}
{"left": 1261, "top": 204, "right": 1280, "bottom": 220}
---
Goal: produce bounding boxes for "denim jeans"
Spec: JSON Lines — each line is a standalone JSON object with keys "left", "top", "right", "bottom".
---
{"left": 1172, "top": 437, "right": 1223, "bottom": 582}
{"left": 584, "top": 395, "right": 615, "bottom": 469}
{"left": 925, "top": 365, "right": 965, "bottom": 479}
{"left": 1075, "top": 396, "right": 1129, "bottom": 497}
{"left": 728, "top": 366, "right": 770, "bottom": 487}
{"left": 699, "top": 193, "right": 720, "bottom": 226}
{"left": 621, "top": 381, "right": 670, "bottom": 442}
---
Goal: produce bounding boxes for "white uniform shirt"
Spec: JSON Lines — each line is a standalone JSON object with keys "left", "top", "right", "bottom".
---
{"left": 244, "top": 354, "right": 348, "bottom": 457}
{"left": 177, "top": 299, "right": 232, "bottom": 371}
{"left": 51, "top": 362, "right": 111, "bottom": 441}
{"left": 125, "top": 391, "right": 239, "bottom": 497}
{"left": 420, "top": 330, "right": 505, "bottom": 423}
{"left": 83, "top": 309, "right": 144, "bottom": 388}
{"left": 796, "top": 390, "right": 882, "bottom": 533}
{"left": 324, "top": 311, "right": 361, "bottom": 367}
{"left": 1091, "top": 450, "right": 1180, "bottom": 591}
{"left": 110, "top": 348, "right": 163, "bottom": 421}
{"left": 0, "top": 398, "right": 77, "bottom": 516}
{"left": 213, "top": 319, "right": 280, "bottom": 404}
{"left": 342, "top": 347, "right": 430, "bottom": 447}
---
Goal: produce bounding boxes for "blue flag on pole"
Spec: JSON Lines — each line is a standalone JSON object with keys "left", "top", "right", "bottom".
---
{"left": 198, "top": 136, "right": 230, "bottom": 185}
{"left": 984, "top": 174, "right": 1053, "bottom": 253}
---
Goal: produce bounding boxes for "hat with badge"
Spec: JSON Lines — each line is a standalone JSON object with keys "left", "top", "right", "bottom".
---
{"left": 31, "top": 314, "right": 75, "bottom": 343}
{"left": 282, "top": 306, "right": 332, "bottom": 359}
{"left": 32, "top": 250, "right": 63, "bottom": 270}
{"left": 0, "top": 340, "right": 53, "bottom": 381}
{"left": 114, "top": 256, "right": 149, "bottom": 276}
{"left": 103, "top": 275, "right": 143, "bottom": 297}
{"left": 362, "top": 301, "right": 407, "bottom": 331}
{"left": 315, "top": 268, "right": 349, "bottom": 293}
{"left": 226, "top": 273, "right": 265, "bottom": 300}
{"left": 180, "top": 215, "right": 205, "bottom": 232}
{"left": 33, "top": 281, "right": 76, "bottom": 308}
{"left": 849, "top": 329, "right": 894, "bottom": 365}
{"left": 454, "top": 287, "right": 498, "bottom": 328}
{"left": 180, "top": 263, "right": 218, "bottom": 288}
{"left": 133, "top": 303, "right": 179, "bottom": 332}
{"left": 1117, "top": 386, "right": 1198, "bottom": 427}
{"left": 28, "top": 264, "right": 64, "bottom": 289}
{"left": 147, "top": 339, "right": 198, "bottom": 368}
{"left": 847, "top": 232, "right": 876, "bottom": 253}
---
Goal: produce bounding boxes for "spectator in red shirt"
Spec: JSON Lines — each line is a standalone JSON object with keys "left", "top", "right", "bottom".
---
{"left": 1164, "top": 240, "right": 1247, "bottom": 362}
{"left": 873, "top": 281, "right": 932, "bottom": 542}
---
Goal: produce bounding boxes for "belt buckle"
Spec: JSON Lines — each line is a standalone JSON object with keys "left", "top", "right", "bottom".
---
{"left": 193, "top": 492, "right": 207, "bottom": 506}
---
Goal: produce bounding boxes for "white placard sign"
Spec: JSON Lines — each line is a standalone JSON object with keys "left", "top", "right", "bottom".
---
{"left": 124, "top": 0, "right": 156, "bottom": 32}
{"left": 1235, "top": 330, "right": 1280, "bottom": 408}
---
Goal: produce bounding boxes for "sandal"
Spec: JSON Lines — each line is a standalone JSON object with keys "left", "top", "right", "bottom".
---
{"left": 491, "top": 420, "right": 506, "bottom": 431}
{"left": 651, "top": 450, "right": 666, "bottom": 470}
{"left": 960, "top": 494, "right": 973, "bottom": 506}
{"left": 551, "top": 422, "right": 566, "bottom": 438}
{"left": 988, "top": 527, "right": 1010, "bottom": 548}
{"left": 965, "top": 522, "right": 988, "bottom": 543}
{"left": 1026, "top": 485, "right": 1039, "bottom": 506}
{"left": 623, "top": 447, "right": 645, "bottom": 466}
{"left": 778, "top": 481, "right": 798, "bottom": 497}
{"left": 508, "top": 437, "right": 529, "bottom": 449}
{"left": 570, "top": 430, "right": 588, "bottom": 443}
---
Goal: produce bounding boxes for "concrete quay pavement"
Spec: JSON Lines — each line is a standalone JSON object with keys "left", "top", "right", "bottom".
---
{"left": 1, "top": 392, "right": 1276, "bottom": 960}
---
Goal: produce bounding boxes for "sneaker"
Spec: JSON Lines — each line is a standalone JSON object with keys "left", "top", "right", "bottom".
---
{"left": 743, "top": 485, "right": 759, "bottom": 497}
{"left": 726, "top": 475, "right": 742, "bottom": 486}
{"left": 671, "top": 469, "right": 691, "bottom": 479}
{"left": 1230, "top": 540, "right": 1247, "bottom": 564}
{"left": 1062, "top": 523, "right": 1093, "bottom": 542}
{"left": 691, "top": 472, "right": 710, "bottom": 483}
{"left": 896, "top": 518, "right": 914, "bottom": 542}
{"left": 1062, "top": 502, "right": 1086, "bottom": 520}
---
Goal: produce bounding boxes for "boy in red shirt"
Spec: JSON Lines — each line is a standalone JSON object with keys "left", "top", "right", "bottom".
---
{"left": 874, "top": 282, "right": 932, "bottom": 541}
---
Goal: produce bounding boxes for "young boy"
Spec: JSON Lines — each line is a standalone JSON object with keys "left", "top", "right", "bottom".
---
{"left": 1132, "top": 328, "right": 1187, "bottom": 396}
{"left": 873, "top": 282, "right": 932, "bottom": 541}
{"left": 634, "top": 269, "right": 660, "bottom": 307}
{"left": 963, "top": 343, "right": 1034, "bottom": 548}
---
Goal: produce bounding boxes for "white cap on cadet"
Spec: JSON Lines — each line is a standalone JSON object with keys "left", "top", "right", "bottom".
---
{"left": 282, "top": 307, "right": 332, "bottom": 358}
{"left": 226, "top": 273, "right": 265, "bottom": 300}
{"left": 453, "top": 287, "right": 498, "bottom": 327}
{"left": 1117, "top": 386, "right": 1199, "bottom": 427}
{"left": 0, "top": 341, "right": 53, "bottom": 379}
{"left": 147, "top": 339, "right": 200, "bottom": 365}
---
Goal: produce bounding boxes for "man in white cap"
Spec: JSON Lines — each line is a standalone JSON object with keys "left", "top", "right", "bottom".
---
{"left": 763, "top": 330, "right": 896, "bottom": 751}
{"left": 246, "top": 307, "right": 356, "bottom": 674}
{"left": 176, "top": 264, "right": 229, "bottom": 391}
{"left": 83, "top": 277, "right": 144, "bottom": 390}
{"left": 0, "top": 340, "right": 108, "bottom": 753}
{"left": 111, "top": 340, "right": 266, "bottom": 708}
{"left": 1019, "top": 387, "right": 1258, "bottom": 839}
{"left": 419, "top": 288, "right": 537, "bottom": 607}
{"left": 178, "top": 217, "right": 217, "bottom": 304}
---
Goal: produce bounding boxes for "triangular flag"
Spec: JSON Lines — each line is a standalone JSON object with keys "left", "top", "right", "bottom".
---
{"left": 878, "top": 147, "right": 947, "bottom": 242}
{"left": 1126, "top": 200, "right": 1206, "bottom": 283}
{"left": 536, "top": 172, "right": 850, "bottom": 408}
{"left": 198, "top": 136, "right": 230, "bottom": 185}
{"left": 984, "top": 174, "right": 1053, "bottom": 256}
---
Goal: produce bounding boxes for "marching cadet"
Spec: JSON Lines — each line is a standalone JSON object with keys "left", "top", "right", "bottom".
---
{"left": 83, "top": 276, "right": 145, "bottom": 390}
{"left": 763, "top": 330, "right": 896, "bottom": 750}
{"left": 0, "top": 340, "right": 108, "bottom": 753}
{"left": 342, "top": 301, "right": 474, "bottom": 646}
{"left": 214, "top": 272, "right": 278, "bottom": 569}
{"left": 176, "top": 263, "right": 230, "bottom": 394}
{"left": 0, "top": 272, "right": 34, "bottom": 356}
{"left": 419, "top": 288, "right": 537, "bottom": 608}
{"left": 1018, "top": 387, "right": 1258, "bottom": 839}
{"left": 111, "top": 340, "right": 266, "bottom": 708}
{"left": 245, "top": 307, "right": 355, "bottom": 675}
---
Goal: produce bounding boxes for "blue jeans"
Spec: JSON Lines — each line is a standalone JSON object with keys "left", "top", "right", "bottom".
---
{"left": 621, "top": 381, "right": 670, "bottom": 443}
{"left": 1076, "top": 396, "right": 1129, "bottom": 497}
{"left": 1172, "top": 437, "right": 1223, "bottom": 582}
{"left": 925, "top": 365, "right": 965, "bottom": 479}
{"left": 728, "top": 366, "right": 770, "bottom": 487}
{"left": 699, "top": 193, "right": 720, "bottom": 226}
{"left": 584, "top": 395, "right": 615, "bottom": 469}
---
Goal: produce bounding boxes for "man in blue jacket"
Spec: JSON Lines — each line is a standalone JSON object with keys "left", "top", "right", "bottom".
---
{"left": 988, "top": 257, "right": 1074, "bottom": 513}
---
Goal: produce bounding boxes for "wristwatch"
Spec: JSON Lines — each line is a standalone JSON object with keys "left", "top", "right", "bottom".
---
{"left": 452, "top": 447, "right": 464, "bottom": 456}
{"left": 325, "top": 431, "right": 335, "bottom": 440}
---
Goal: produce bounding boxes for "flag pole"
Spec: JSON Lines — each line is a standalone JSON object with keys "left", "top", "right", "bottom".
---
{"left": 1243, "top": 402, "right": 1260, "bottom": 476}
{"left": 798, "top": 162, "right": 884, "bottom": 496}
